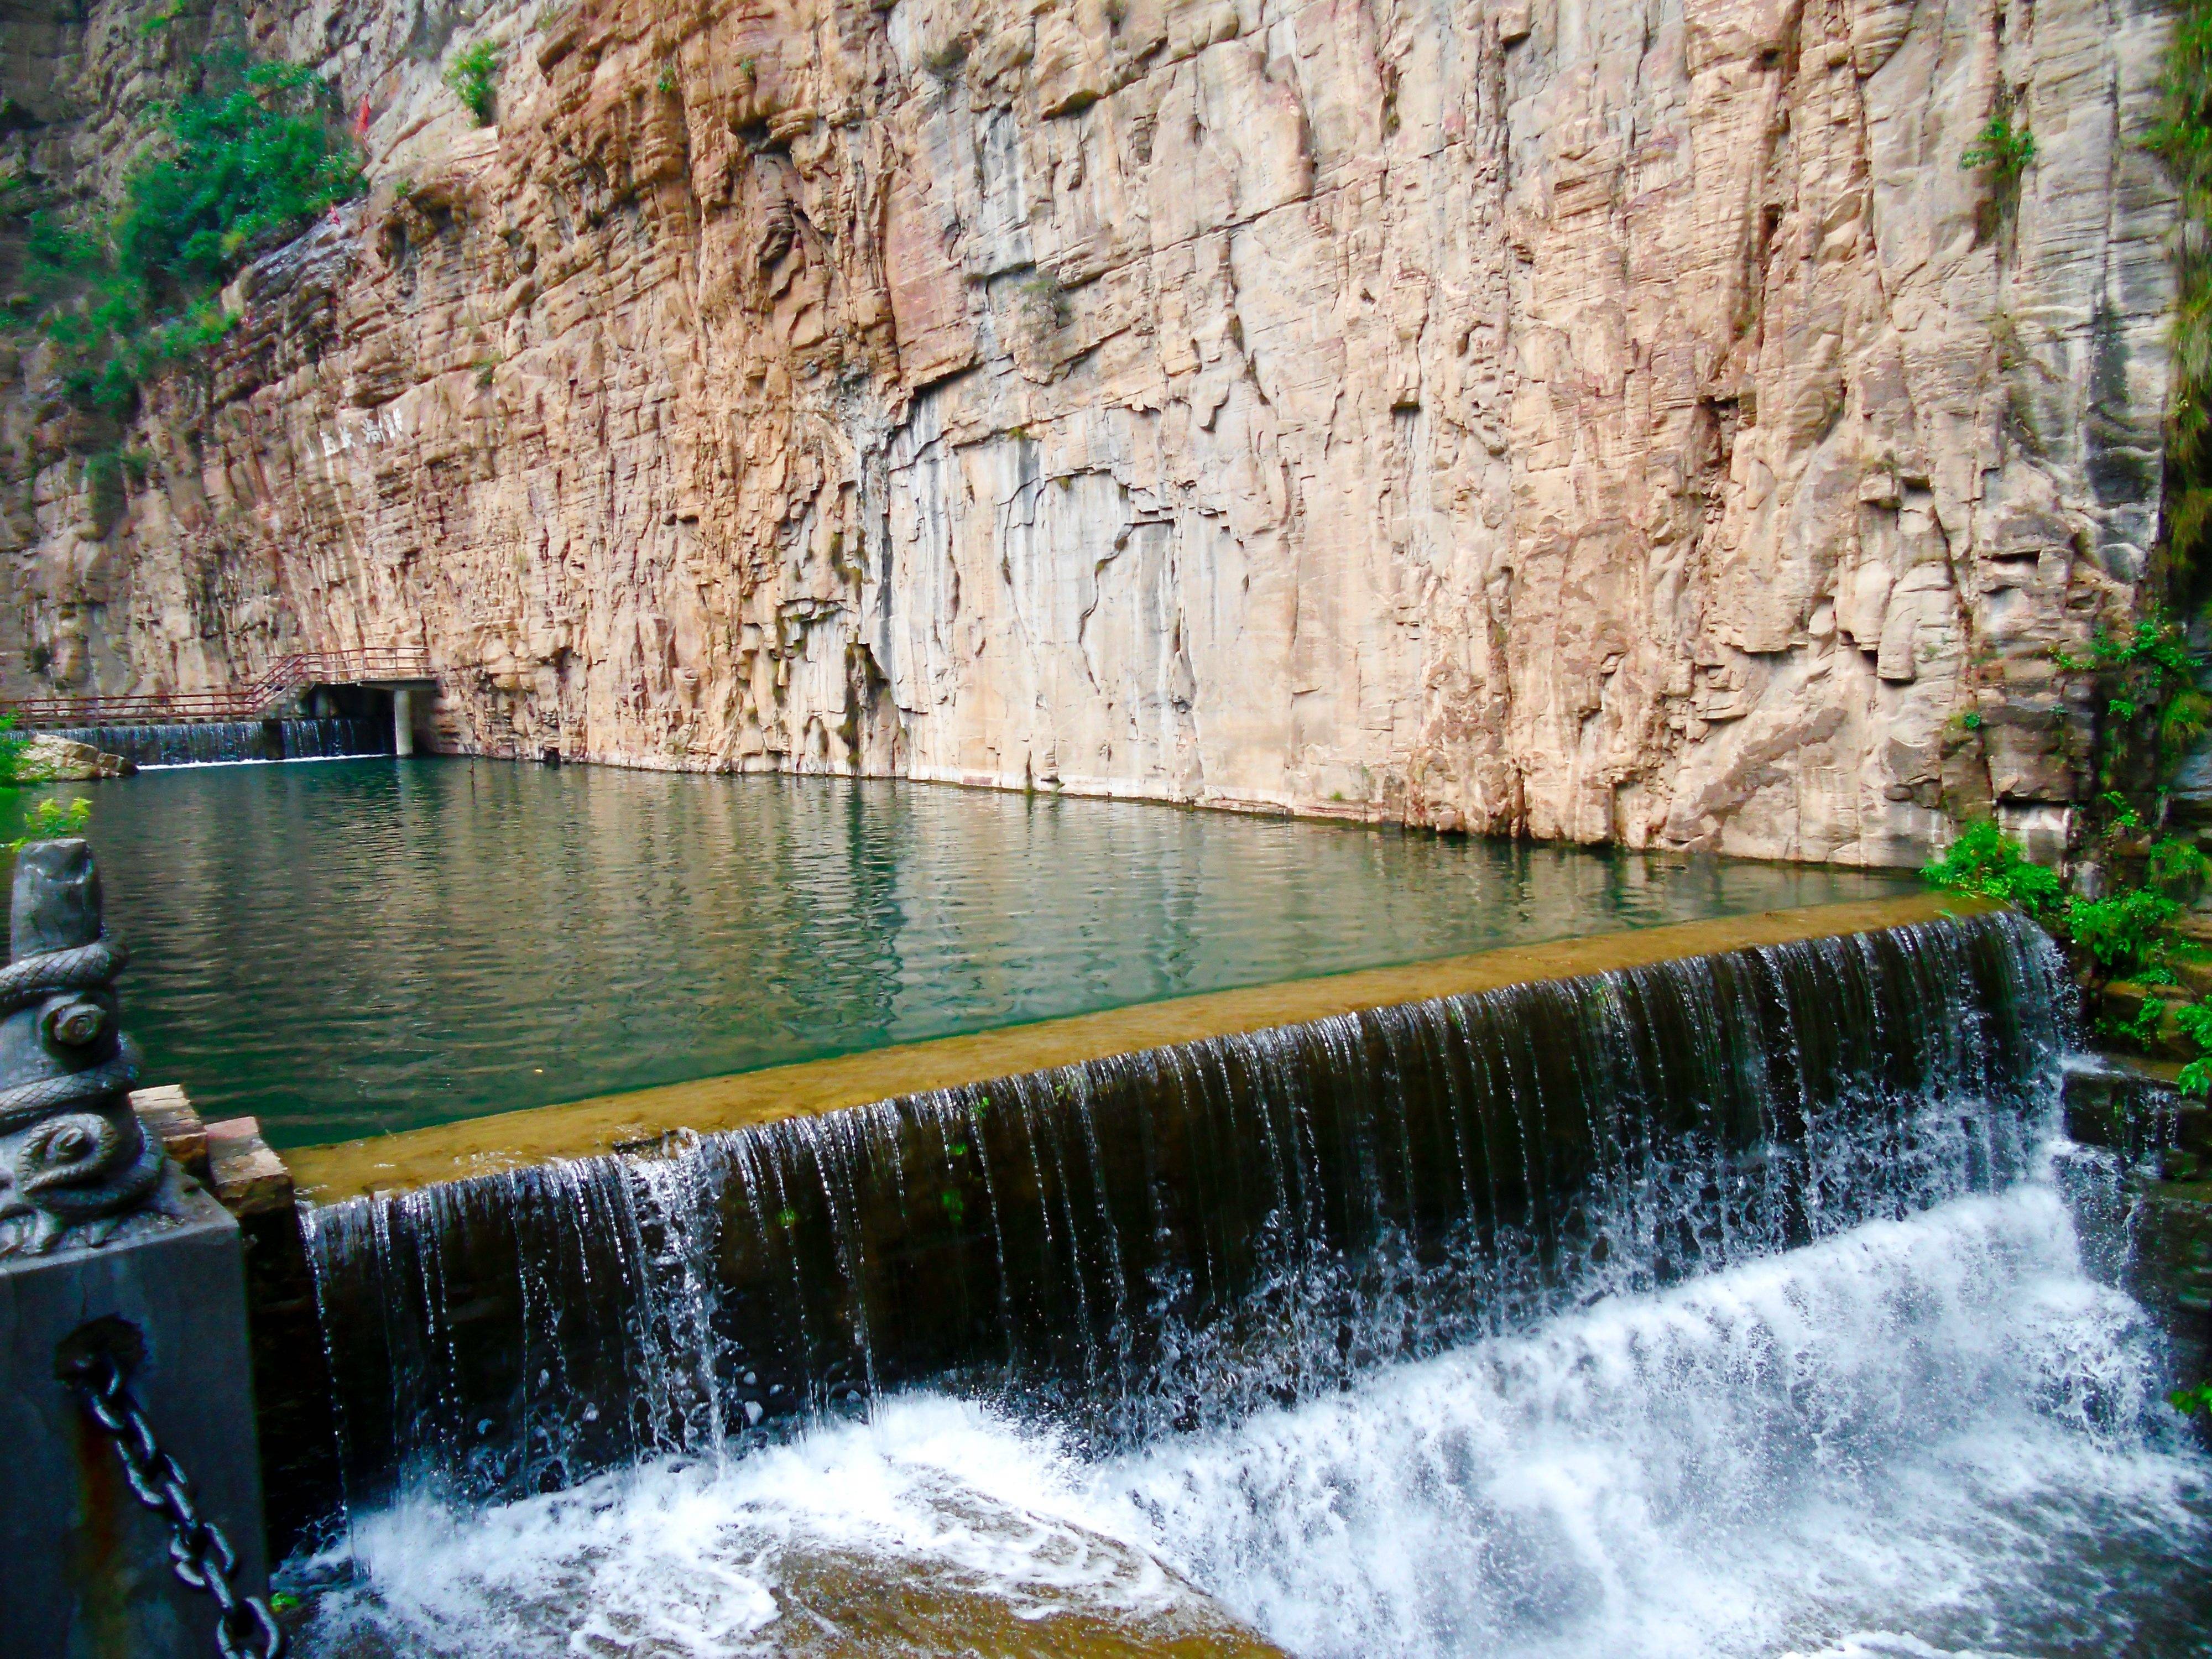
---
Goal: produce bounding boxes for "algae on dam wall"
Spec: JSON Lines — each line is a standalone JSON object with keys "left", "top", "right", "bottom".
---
{"left": 0, "top": 0, "right": 2181, "bottom": 861}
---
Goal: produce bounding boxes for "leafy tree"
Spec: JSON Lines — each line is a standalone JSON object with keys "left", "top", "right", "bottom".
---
{"left": 7, "top": 49, "right": 363, "bottom": 411}
{"left": 118, "top": 56, "right": 362, "bottom": 302}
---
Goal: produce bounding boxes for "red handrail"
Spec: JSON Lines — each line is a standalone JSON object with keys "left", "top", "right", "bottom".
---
{"left": 3, "top": 648, "right": 432, "bottom": 729}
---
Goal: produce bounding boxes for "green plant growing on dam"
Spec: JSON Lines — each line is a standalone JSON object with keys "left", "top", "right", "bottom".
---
{"left": 2176, "top": 1002, "right": 2212, "bottom": 1095}
{"left": 1922, "top": 820, "right": 2203, "bottom": 984}
{"left": 446, "top": 41, "right": 500, "bottom": 125}
{"left": 2068, "top": 884, "right": 2187, "bottom": 982}
{"left": 2052, "top": 615, "right": 2210, "bottom": 792}
{"left": 6, "top": 49, "right": 363, "bottom": 412}
{"left": 1926, "top": 808, "right": 2212, "bottom": 1089}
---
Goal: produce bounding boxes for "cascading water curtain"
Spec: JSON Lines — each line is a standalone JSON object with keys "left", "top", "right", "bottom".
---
{"left": 50, "top": 718, "right": 390, "bottom": 766}
{"left": 304, "top": 910, "right": 2072, "bottom": 1522}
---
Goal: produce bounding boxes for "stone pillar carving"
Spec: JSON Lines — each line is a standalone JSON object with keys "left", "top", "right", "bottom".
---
{"left": 0, "top": 839, "right": 178, "bottom": 1254}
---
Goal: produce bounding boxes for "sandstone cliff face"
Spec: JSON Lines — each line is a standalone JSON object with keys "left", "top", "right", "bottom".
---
{"left": 0, "top": 0, "right": 2179, "bottom": 862}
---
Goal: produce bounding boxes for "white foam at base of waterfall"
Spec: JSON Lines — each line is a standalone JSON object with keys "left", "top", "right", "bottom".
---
{"left": 291, "top": 1165, "right": 2211, "bottom": 1658}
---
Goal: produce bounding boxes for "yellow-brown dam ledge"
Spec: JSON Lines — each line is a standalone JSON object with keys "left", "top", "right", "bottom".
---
{"left": 288, "top": 891, "right": 1997, "bottom": 1202}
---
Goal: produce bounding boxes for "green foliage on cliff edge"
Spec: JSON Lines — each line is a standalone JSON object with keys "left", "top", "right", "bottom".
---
{"left": 2150, "top": 0, "right": 2212, "bottom": 599}
{"left": 446, "top": 42, "right": 500, "bottom": 126}
{"left": 3, "top": 49, "right": 363, "bottom": 412}
{"left": 1919, "top": 817, "right": 2198, "bottom": 983}
{"left": 1919, "top": 820, "right": 2065, "bottom": 924}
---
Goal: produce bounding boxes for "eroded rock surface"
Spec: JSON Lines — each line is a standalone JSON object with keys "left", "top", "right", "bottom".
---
{"left": 0, "top": 0, "right": 2180, "bottom": 861}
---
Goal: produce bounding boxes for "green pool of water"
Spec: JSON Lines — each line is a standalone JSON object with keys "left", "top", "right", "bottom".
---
{"left": 39, "top": 760, "right": 1919, "bottom": 1148}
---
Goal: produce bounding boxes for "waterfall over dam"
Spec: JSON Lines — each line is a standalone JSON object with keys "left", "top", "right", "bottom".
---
{"left": 51, "top": 717, "right": 389, "bottom": 768}
{"left": 304, "top": 909, "right": 2073, "bottom": 1524}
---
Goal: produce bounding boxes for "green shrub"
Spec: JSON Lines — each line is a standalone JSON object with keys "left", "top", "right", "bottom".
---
{"left": 119, "top": 59, "right": 361, "bottom": 299}
{"left": 1921, "top": 821, "right": 2197, "bottom": 984}
{"left": 2052, "top": 614, "right": 2197, "bottom": 681}
{"left": 1961, "top": 91, "right": 2036, "bottom": 238}
{"left": 446, "top": 41, "right": 500, "bottom": 125}
{"left": 2150, "top": 835, "right": 2212, "bottom": 901}
{"left": 2066, "top": 886, "right": 2185, "bottom": 979}
{"left": 2178, "top": 998, "right": 2212, "bottom": 1050}
{"left": 8, "top": 50, "right": 361, "bottom": 411}
{"left": 2178, "top": 1000, "right": 2212, "bottom": 1095}
{"left": 2052, "top": 613, "right": 2207, "bottom": 811}
{"left": 1961, "top": 107, "right": 2037, "bottom": 185}
{"left": 5, "top": 796, "right": 90, "bottom": 851}
{"left": 0, "top": 714, "right": 27, "bottom": 789}
{"left": 1919, "top": 819, "right": 2064, "bottom": 925}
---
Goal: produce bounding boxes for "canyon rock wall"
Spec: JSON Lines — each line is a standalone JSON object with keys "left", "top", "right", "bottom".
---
{"left": 0, "top": 0, "right": 2180, "bottom": 861}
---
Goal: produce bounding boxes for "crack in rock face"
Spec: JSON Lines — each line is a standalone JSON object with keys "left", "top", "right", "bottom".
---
{"left": 0, "top": 0, "right": 2177, "bottom": 865}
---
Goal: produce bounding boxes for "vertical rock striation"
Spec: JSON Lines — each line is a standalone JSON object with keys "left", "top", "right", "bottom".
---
{"left": 0, "top": 0, "right": 2180, "bottom": 861}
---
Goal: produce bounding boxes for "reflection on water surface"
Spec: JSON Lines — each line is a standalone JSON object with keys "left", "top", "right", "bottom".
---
{"left": 50, "top": 759, "right": 1914, "bottom": 1146}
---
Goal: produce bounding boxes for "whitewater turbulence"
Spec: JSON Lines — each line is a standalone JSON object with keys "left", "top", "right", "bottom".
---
{"left": 298, "top": 1177, "right": 2209, "bottom": 1658}
{"left": 288, "top": 911, "right": 2212, "bottom": 1656}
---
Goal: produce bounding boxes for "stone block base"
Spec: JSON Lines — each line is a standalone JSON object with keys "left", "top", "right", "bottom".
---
{"left": 0, "top": 1186, "right": 268, "bottom": 1657}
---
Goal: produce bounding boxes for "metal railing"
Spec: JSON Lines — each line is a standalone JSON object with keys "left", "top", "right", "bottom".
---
{"left": 2, "top": 647, "right": 431, "bottom": 729}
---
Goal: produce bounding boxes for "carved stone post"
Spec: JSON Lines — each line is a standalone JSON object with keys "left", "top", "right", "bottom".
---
{"left": 0, "top": 838, "right": 174, "bottom": 1253}
{"left": 0, "top": 837, "right": 270, "bottom": 1655}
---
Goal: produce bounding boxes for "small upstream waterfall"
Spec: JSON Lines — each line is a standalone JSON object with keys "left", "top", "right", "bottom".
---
{"left": 52, "top": 717, "right": 389, "bottom": 767}
{"left": 305, "top": 911, "right": 2073, "bottom": 1518}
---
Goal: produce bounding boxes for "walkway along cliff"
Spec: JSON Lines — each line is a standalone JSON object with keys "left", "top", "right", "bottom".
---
{"left": 0, "top": 0, "right": 2181, "bottom": 863}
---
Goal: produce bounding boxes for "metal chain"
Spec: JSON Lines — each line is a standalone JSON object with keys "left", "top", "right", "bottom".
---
{"left": 61, "top": 1342, "right": 285, "bottom": 1659}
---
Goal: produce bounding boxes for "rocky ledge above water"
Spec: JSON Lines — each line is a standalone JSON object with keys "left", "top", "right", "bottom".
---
{"left": 13, "top": 735, "right": 134, "bottom": 782}
{"left": 2063, "top": 1056, "right": 2212, "bottom": 1431}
